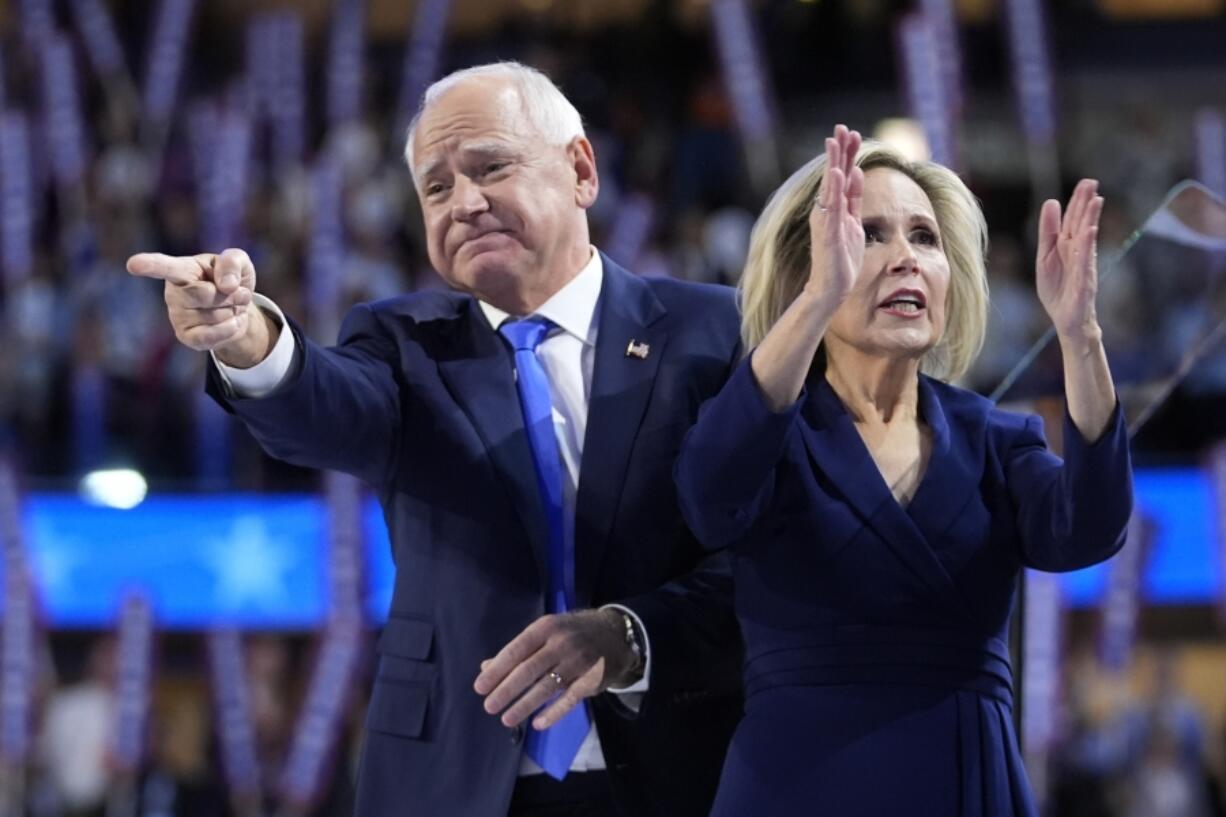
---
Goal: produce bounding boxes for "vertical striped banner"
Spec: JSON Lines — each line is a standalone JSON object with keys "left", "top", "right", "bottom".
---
{"left": 192, "top": 388, "right": 231, "bottom": 487}
{"left": 0, "top": 457, "right": 37, "bottom": 766}
{"left": 306, "top": 157, "right": 345, "bottom": 340}
{"left": 711, "top": 0, "right": 774, "bottom": 142}
{"left": 41, "top": 34, "right": 89, "bottom": 191}
{"left": 325, "top": 471, "right": 366, "bottom": 622}
{"left": 206, "top": 629, "right": 262, "bottom": 800}
{"left": 246, "top": 14, "right": 276, "bottom": 173}
{"left": 1022, "top": 569, "right": 1064, "bottom": 750}
{"left": 271, "top": 12, "right": 306, "bottom": 169}
{"left": 71, "top": 365, "right": 108, "bottom": 475}
{"left": 605, "top": 193, "right": 656, "bottom": 271}
{"left": 246, "top": 11, "right": 306, "bottom": 169}
{"left": 919, "top": 0, "right": 964, "bottom": 115}
{"left": 1097, "top": 511, "right": 1151, "bottom": 673}
{"left": 245, "top": 14, "right": 279, "bottom": 122}
{"left": 20, "top": 0, "right": 55, "bottom": 51}
{"left": 1195, "top": 109, "right": 1226, "bottom": 200}
{"left": 0, "top": 539, "right": 36, "bottom": 767}
{"left": 221, "top": 109, "right": 255, "bottom": 229}
{"left": 0, "top": 44, "right": 8, "bottom": 112}
{"left": 278, "top": 473, "right": 367, "bottom": 808}
{"left": 70, "top": 0, "right": 128, "bottom": 81}
{"left": 1211, "top": 443, "right": 1226, "bottom": 628}
{"left": 1003, "top": 0, "right": 1057, "bottom": 145}
{"left": 1021, "top": 568, "right": 1063, "bottom": 809}
{"left": 897, "top": 13, "right": 956, "bottom": 168}
{"left": 110, "top": 593, "right": 155, "bottom": 773}
{"left": 0, "top": 113, "right": 34, "bottom": 288}
{"left": 327, "top": 0, "right": 366, "bottom": 128}
{"left": 187, "top": 100, "right": 220, "bottom": 199}
{"left": 277, "top": 618, "right": 364, "bottom": 809}
{"left": 141, "top": 0, "right": 196, "bottom": 133}
{"left": 191, "top": 106, "right": 253, "bottom": 251}
{"left": 394, "top": 0, "right": 453, "bottom": 141}
{"left": 709, "top": 0, "right": 775, "bottom": 144}
{"left": 709, "top": 0, "right": 780, "bottom": 191}
{"left": 187, "top": 101, "right": 244, "bottom": 486}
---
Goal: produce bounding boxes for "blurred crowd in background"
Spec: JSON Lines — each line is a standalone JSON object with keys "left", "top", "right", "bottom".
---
{"left": 1, "top": 0, "right": 1225, "bottom": 815}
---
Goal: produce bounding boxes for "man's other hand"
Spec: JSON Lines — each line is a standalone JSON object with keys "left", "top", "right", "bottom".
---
{"left": 475, "top": 609, "right": 640, "bottom": 731}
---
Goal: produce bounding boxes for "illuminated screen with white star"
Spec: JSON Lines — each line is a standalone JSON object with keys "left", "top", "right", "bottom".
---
{"left": 2, "top": 469, "right": 1219, "bottom": 628}
{"left": 15, "top": 494, "right": 395, "bottom": 629}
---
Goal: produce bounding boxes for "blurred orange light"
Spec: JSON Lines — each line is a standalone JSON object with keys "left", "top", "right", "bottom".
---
{"left": 873, "top": 118, "right": 932, "bottom": 163}
{"left": 1095, "top": 0, "right": 1224, "bottom": 18}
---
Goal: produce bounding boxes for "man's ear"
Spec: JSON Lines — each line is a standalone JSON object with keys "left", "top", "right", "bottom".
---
{"left": 567, "top": 136, "right": 599, "bottom": 210}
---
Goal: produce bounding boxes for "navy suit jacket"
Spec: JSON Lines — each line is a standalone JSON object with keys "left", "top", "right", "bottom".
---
{"left": 208, "top": 254, "right": 744, "bottom": 817}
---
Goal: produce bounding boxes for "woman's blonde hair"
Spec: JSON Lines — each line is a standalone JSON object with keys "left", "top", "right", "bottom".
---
{"left": 739, "top": 140, "right": 989, "bottom": 382}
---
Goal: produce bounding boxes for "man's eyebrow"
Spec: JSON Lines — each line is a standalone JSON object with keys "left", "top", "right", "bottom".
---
{"left": 416, "top": 141, "right": 516, "bottom": 180}
{"left": 458, "top": 140, "right": 515, "bottom": 156}
{"left": 415, "top": 157, "right": 445, "bottom": 181}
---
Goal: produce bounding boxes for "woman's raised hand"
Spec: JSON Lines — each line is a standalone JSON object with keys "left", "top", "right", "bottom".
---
{"left": 806, "top": 125, "right": 865, "bottom": 309}
{"left": 1036, "top": 179, "right": 1105, "bottom": 342}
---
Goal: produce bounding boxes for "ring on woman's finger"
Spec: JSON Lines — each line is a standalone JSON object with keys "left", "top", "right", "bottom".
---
{"left": 546, "top": 671, "right": 566, "bottom": 688}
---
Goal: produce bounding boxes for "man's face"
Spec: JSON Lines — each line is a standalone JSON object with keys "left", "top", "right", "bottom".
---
{"left": 411, "top": 78, "right": 597, "bottom": 312}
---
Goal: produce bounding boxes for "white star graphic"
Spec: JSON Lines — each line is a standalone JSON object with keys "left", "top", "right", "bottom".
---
{"left": 203, "top": 515, "right": 300, "bottom": 613}
{"left": 28, "top": 539, "right": 84, "bottom": 598}
{"left": 25, "top": 514, "right": 89, "bottom": 600}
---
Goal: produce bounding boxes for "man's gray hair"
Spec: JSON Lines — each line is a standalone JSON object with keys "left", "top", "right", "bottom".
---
{"left": 404, "top": 61, "right": 585, "bottom": 179}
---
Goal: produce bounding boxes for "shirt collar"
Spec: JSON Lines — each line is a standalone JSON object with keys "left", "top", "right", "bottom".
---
{"left": 478, "top": 248, "right": 603, "bottom": 346}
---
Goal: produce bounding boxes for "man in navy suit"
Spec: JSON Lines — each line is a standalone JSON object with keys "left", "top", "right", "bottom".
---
{"left": 129, "top": 62, "right": 742, "bottom": 817}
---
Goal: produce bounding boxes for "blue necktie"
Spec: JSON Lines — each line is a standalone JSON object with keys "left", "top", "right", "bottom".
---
{"left": 498, "top": 317, "right": 590, "bottom": 780}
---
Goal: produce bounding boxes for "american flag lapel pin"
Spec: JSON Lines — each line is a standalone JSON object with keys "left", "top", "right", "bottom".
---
{"left": 625, "top": 339, "right": 650, "bottom": 360}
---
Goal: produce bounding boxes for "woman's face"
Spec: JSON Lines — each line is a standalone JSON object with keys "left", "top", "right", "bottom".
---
{"left": 824, "top": 167, "right": 951, "bottom": 367}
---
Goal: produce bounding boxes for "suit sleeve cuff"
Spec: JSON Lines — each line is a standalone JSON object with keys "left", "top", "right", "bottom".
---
{"left": 601, "top": 604, "right": 650, "bottom": 700}
{"left": 686, "top": 353, "right": 804, "bottom": 499}
{"left": 1064, "top": 397, "right": 1127, "bottom": 453}
{"left": 211, "top": 294, "right": 298, "bottom": 398}
{"left": 726, "top": 352, "right": 806, "bottom": 446}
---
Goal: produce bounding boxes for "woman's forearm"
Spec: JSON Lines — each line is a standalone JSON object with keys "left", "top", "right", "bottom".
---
{"left": 749, "top": 287, "right": 841, "bottom": 411}
{"left": 1058, "top": 327, "right": 1117, "bottom": 443}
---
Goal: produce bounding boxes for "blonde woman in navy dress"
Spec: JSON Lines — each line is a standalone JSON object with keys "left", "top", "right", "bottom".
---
{"left": 675, "top": 126, "right": 1133, "bottom": 816}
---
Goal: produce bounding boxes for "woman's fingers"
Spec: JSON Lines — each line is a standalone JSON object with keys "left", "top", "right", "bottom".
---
{"left": 1080, "top": 197, "right": 1103, "bottom": 268}
{"left": 1068, "top": 179, "right": 1096, "bottom": 238}
{"left": 825, "top": 168, "right": 845, "bottom": 218}
{"left": 843, "top": 128, "right": 861, "bottom": 180}
{"left": 847, "top": 166, "right": 864, "bottom": 220}
{"left": 815, "top": 124, "right": 864, "bottom": 241}
{"left": 1055, "top": 181, "right": 1103, "bottom": 278}
{"left": 1087, "top": 195, "right": 1104, "bottom": 240}
{"left": 821, "top": 124, "right": 863, "bottom": 206}
{"left": 1038, "top": 198, "right": 1062, "bottom": 261}
{"left": 1076, "top": 187, "right": 1101, "bottom": 241}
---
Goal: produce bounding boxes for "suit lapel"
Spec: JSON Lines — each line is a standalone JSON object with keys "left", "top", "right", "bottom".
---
{"left": 435, "top": 299, "right": 550, "bottom": 592}
{"left": 574, "top": 256, "right": 667, "bottom": 606}
{"left": 906, "top": 376, "right": 982, "bottom": 549}
{"left": 798, "top": 378, "right": 966, "bottom": 609}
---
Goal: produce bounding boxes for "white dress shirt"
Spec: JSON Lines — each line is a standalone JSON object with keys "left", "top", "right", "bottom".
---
{"left": 215, "top": 248, "right": 651, "bottom": 775}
